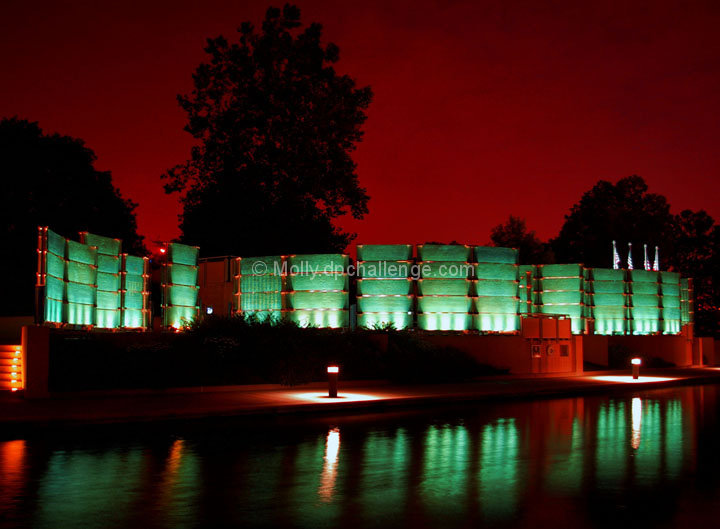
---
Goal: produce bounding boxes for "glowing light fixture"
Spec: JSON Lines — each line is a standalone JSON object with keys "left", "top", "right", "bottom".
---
{"left": 327, "top": 365, "right": 339, "bottom": 397}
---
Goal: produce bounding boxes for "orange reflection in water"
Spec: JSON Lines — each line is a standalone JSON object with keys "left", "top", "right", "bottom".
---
{"left": 289, "top": 392, "right": 387, "bottom": 403}
{"left": 631, "top": 397, "right": 642, "bottom": 449}
{"left": 318, "top": 428, "right": 340, "bottom": 502}
{"left": 0, "top": 440, "right": 27, "bottom": 509}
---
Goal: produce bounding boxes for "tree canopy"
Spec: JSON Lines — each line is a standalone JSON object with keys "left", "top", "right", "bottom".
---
{"left": 490, "top": 215, "right": 553, "bottom": 264}
{"left": 0, "top": 117, "right": 145, "bottom": 315}
{"left": 163, "top": 4, "right": 372, "bottom": 256}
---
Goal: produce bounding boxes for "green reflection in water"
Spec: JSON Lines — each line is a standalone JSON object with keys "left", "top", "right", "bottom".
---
{"left": 421, "top": 424, "right": 470, "bottom": 516}
{"left": 479, "top": 418, "right": 519, "bottom": 520}
{"left": 596, "top": 400, "right": 627, "bottom": 486}
{"left": 35, "top": 449, "right": 143, "bottom": 529}
{"left": 547, "top": 418, "right": 584, "bottom": 493}
{"left": 358, "top": 428, "right": 409, "bottom": 525}
{"left": 665, "top": 400, "right": 683, "bottom": 478}
{"left": 636, "top": 400, "right": 661, "bottom": 484}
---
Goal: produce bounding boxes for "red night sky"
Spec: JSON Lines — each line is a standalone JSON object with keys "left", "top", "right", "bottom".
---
{"left": 2, "top": 0, "right": 719, "bottom": 249}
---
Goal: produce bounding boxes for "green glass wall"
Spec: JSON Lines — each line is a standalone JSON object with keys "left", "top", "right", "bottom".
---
{"left": 473, "top": 246, "right": 519, "bottom": 332}
{"left": 64, "top": 239, "right": 98, "bottom": 326}
{"left": 80, "top": 232, "right": 121, "bottom": 329}
{"left": 628, "top": 270, "right": 660, "bottom": 335}
{"left": 41, "top": 228, "right": 66, "bottom": 323}
{"left": 121, "top": 254, "right": 150, "bottom": 329}
{"left": 235, "top": 256, "right": 286, "bottom": 322}
{"left": 585, "top": 268, "right": 626, "bottom": 335}
{"left": 285, "top": 254, "right": 349, "bottom": 328}
{"left": 416, "top": 244, "right": 472, "bottom": 331}
{"left": 535, "top": 264, "right": 585, "bottom": 334}
{"left": 356, "top": 244, "right": 413, "bottom": 330}
{"left": 162, "top": 243, "right": 199, "bottom": 329}
{"left": 661, "top": 272, "right": 682, "bottom": 334}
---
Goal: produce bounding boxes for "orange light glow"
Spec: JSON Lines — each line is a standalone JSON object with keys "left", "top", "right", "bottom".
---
{"left": 327, "top": 366, "right": 339, "bottom": 373}
{"left": 289, "top": 392, "right": 386, "bottom": 403}
{"left": 631, "top": 358, "right": 642, "bottom": 365}
{"left": 631, "top": 397, "right": 642, "bottom": 449}
{"left": 589, "top": 375, "right": 677, "bottom": 383}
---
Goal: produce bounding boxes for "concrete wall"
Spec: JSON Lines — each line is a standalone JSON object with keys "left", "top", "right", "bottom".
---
{"left": 608, "top": 334, "right": 693, "bottom": 366}
{"left": 583, "top": 335, "right": 609, "bottom": 367}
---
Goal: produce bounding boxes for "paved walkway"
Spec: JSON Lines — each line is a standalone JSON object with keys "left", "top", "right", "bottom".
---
{"left": 2, "top": 367, "right": 720, "bottom": 430}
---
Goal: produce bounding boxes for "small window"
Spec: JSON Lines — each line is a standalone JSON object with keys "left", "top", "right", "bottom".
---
{"left": 560, "top": 344, "right": 569, "bottom": 357}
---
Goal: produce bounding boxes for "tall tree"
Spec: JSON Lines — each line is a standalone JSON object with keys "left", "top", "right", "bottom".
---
{"left": 551, "top": 175, "right": 673, "bottom": 267}
{"left": 163, "top": 4, "right": 372, "bottom": 256}
{"left": 489, "top": 215, "right": 553, "bottom": 264}
{"left": 0, "top": 117, "right": 145, "bottom": 316}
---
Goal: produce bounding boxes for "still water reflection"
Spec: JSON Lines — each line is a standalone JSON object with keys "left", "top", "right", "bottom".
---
{"left": 2, "top": 385, "right": 720, "bottom": 528}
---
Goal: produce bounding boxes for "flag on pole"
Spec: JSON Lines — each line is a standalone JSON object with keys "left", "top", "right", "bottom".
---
{"left": 627, "top": 242, "right": 633, "bottom": 270}
{"left": 653, "top": 246, "right": 660, "bottom": 271}
{"left": 613, "top": 240, "right": 621, "bottom": 270}
{"left": 644, "top": 244, "right": 650, "bottom": 271}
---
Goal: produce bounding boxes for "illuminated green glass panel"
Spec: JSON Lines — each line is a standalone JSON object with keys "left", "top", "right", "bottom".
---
{"left": 242, "top": 310, "right": 283, "bottom": 323}
{"left": 123, "top": 255, "right": 145, "bottom": 275}
{"left": 660, "top": 282, "right": 680, "bottom": 296}
{"left": 660, "top": 271, "right": 680, "bottom": 284}
{"left": 536, "top": 277, "right": 583, "bottom": 291}
{"left": 240, "top": 274, "right": 283, "bottom": 293}
{"left": 357, "top": 296, "right": 413, "bottom": 312}
{"left": 537, "top": 264, "right": 583, "bottom": 278}
{"left": 66, "top": 261, "right": 97, "bottom": 285}
{"left": 535, "top": 291, "right": 583, "bottom": 304}
{"left": 474, "top": 263, "right": 517, "bottom": 280}
{"left": 47, "top": 228, "right": 66, "bottom": 256}
{"left": 539, "top": 303, "right": 584, "bottom": 318}
{"left": 45, "top": 275, "right": 65, "bottom": 301}
{"left": 287, "top": 273, "right": 348, "bottom": 291}
{"left": 357, "top": 261, "right": 412, "bottom": 278}
{"left": 629, "top": 270, "right": 658, "bottom": 283}
{"left": 287, "top": 254, "right": 348, "bottom": 272}
{"left": 288, "top": 291, "right": 348, "bottom": 310}
{"left": 67, "top": 240, "right": 97, "bottom": 265}
{"left": 123, "top": 291, "right": 145, "bottom": 310}
{"left": 82, "top": 233, "right": 121, "bottom": 256}
{"left": 589, "top": 280, "right": 625, "bottom": 294}
{"left": 631, "top": 318, "right": 660, "bottom": 334}
{"left": 357, "top": 244, "right": 412, "bottom": 261}
{"left": 417, "top": 244, "right": 471, "bottom": 262}
{"left": 473, "top": 246, "right": 518, "bottom": 264}
{"left": 357, "top": 312, "right": 413, "bottom": 329}
{"left": 165, "top": 285, "right": 198, "bottom": 307}
{"left": 418, "top": 262, "right": 472, "bottom": 279}
{"left": 240, "top": 292, "right": 283, "bottom": 311}
{"left": 475, "top": 296, "right": 519, "bottom": 314}
{"left": 96, "top": 308, "right": 120, "bottom": 328}
{"left": 662, "top": 295, "right": 681, "bottom": 310}
{"left": 44, "top": 298, "right": 63, "bottom": 323}
{"left": 168, "top": 243, "right": 199, "bottom": 266}
{"left": 65, "top": 302, "right": 95, "bottom": 325}
{"left": 166, "top": 264, "right": 198, "bottom": 286}
{"left": 164, "top": 305, "right": 198, "bottom": 328}
{"left": 357, "top": 279, "right": 413, "bottom": 295}
{"left": 122, "top": 309, "right": 145, "bottom": 328}
{"left": 239, "top": 256, "right": 283, "bottom": 275}
{"left": 592, "top": 305, "right": 627, "bottom": 318}
{"left": 46, "top": 252, "right": 66, "bottom": 279}
{"left": 418, "top": 296, "right": 473, "bottom": 312}
{"left": 286, "top": 309, "right": 349, "bottom": 328}
{"left": 630, "top": 294, "right": 659, "bottom": 307}
{"left": 97, "top": 272, "right": 120, "bottom": 292}
{"left": 662, "top": 307, "right": 681, "bottom": 320}
{"left": 123, "top": 273, "right": 144, "bottom": 293}
{"left": 632, "top": 281, "right": 660, "bottom": 294}
{"left": 416, "top": 279, "right": 469, "bottom": 296}
{"left": 473, "top": 313, "right": 520, "bottom": 332}
{"left": 588, "top": 293, "right": 626, "bottom": 306}
{"left": 595, "top": 318, "right": 627, "bottom": 334}
{"left": 97, "top": 254, "right": 120, "bottom": 274}
{"left": 96, "top": 290, "right": 120, "bottom": 310}
{"left": 417, "top": 312, "right": 471, "bottom": 331}
{"left": 630, "top": 306, "right": 660, "bottom": 319}
{"left": 474, "top": 280, "right": 518, "bottom": 297}
{"left": 66, "top": 282, "right": 96, "bottom": 305}
{"left": 590, "top": 268, "right": 625, "bottom": 281}
{"left": 663, "top": 319, "right": 681, "bottom": 334}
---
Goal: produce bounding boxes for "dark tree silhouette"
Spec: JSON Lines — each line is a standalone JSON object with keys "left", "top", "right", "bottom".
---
{"left": 551, "top": 176, "right": 673, "bottom": 267}
{"left": 489, "top": 215, "right": 554, "bottom": 264}
{"left": 163, "top": 4, "right": 372, "bottom": 256}
{"left": 0, "top": 117, "right": 145, "bottom": 316}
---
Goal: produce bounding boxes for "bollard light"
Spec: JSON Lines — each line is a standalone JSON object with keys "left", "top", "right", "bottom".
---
{"left": 327, "top": 366, "right": 339, "bottom": 398}
{"left": 631, "top": 357, "right": 642, "bottom": 380}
